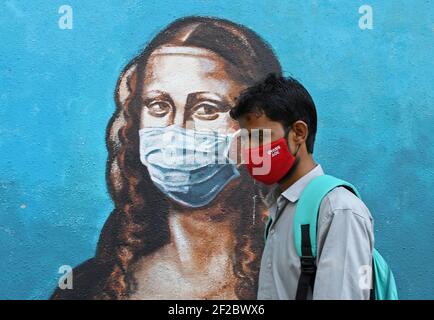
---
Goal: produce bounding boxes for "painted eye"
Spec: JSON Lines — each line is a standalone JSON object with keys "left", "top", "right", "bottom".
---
{"left": 146, "top": 101, "right": 171, "bottom": 117}
{"left": 192, "top": 103, "right": 220, "bottom": 121}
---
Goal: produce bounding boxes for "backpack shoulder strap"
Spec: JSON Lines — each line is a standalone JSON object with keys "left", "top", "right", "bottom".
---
{"left": 294, "top": 174, "right": 361, "bottom": 257}
{"left": 294, "top": 174, "right": 360, "bottom": 300}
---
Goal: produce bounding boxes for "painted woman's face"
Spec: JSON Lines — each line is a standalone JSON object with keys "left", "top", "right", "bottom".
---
{"left": 139, "top": 46, "right": 247, "bottom": 133}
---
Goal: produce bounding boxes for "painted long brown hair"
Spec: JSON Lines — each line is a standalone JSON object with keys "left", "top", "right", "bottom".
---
{"left": 95, "top": 16, "right": 282, "bottom": 299}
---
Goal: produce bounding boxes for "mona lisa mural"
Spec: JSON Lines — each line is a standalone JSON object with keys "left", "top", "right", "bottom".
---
{"left": 1, "top": 1, "right": 433, "bottom": 300}
{"left": 51, "top": 16, "right": 281, "bottom": 299}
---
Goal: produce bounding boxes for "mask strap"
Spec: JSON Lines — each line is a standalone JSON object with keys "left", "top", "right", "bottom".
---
{"left": 284, "top": 126, "right": 302, "bottom": 157}
{"left": 223, "top": 129, "right": 242, "bottom": 161}
{"left": 278, "top": 139, "right": 302, "bottom": 185}
{"left": 293, "top": 143, "right": 301, "bottom": 157}
{"left": 231, "top": 129, "right": 242, "bottom": 139}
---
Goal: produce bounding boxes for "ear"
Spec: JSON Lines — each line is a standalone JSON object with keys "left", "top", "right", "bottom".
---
{"left": 290, "top": 120, "right": 309, "bottom": 145}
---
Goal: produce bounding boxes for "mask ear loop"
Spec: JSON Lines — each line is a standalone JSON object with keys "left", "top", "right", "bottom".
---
{"left": 224, "top": 129, "right": 242, "bottom": 166}
{"left": 293, "top": 143, "right": 301, "bottom": 157}
{"left": 284, "top": 126, "right": 301, "bottom": 157}
{"left": 277, "top": 126, "right": 302, "bottom": 184}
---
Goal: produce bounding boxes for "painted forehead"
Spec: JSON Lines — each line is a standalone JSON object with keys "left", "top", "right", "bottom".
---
{"left": 146, "top": 45, "right": 229, "bottom": 79}
{"left": 146, "top": 45, "right": 245, "bottom": 84}
{"left": 149, "top": 45, "right": 225, "bottom": 59}
{"left": 143, "top": 45, "right": 244, "bottom": 99}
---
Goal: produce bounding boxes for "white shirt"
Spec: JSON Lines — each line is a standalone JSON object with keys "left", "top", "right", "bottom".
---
{"left": 257, "top": 164, "right": 374, "bottom": 299}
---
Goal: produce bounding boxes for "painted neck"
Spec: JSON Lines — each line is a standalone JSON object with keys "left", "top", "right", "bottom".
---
{"left": 167, "top": 202, "right": 239, "bottom": 271}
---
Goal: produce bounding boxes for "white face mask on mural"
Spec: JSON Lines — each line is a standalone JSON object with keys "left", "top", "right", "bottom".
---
{"left": 139, "top": 125, "right": 241, "bottom": 208}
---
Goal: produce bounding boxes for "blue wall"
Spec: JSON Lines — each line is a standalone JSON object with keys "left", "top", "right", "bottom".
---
{"left": 0, "top": 0, "right": 433, "bottom": 299}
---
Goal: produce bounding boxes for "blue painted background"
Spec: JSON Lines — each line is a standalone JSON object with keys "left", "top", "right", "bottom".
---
{"left": 0, "top": 0, "right": 433, "bottom": 299}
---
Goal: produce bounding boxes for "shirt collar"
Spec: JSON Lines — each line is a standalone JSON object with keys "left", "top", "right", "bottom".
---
{"left": 264, "top": 164, "right": 325, "bottom": 206}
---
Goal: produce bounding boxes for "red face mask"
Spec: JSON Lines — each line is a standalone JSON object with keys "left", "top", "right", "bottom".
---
{"left": 242, "top": 137, "right": 299, "bottom": 185}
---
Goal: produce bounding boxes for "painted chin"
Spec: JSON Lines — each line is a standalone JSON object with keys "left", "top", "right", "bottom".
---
{"left": 168, "top": 174, "right": 243, "bottom": 213}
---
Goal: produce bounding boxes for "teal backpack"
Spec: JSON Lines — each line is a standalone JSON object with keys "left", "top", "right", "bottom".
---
{"left": 264, "top": 174, "right": 398, "bottom": 300}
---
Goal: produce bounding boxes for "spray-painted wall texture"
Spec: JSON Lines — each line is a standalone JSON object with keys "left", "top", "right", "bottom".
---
{"left": 0, "top": 1, "right": 433, "bottom": 299}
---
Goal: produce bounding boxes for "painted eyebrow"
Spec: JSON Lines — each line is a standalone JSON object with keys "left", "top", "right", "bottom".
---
{"left": 142, "top": 90, "right": 232, "bottom": 110}
{"left": 187, "top": 91, "right": 231, "bottom": 104}
{"left": 141, "top": 91, "right": 174, "bottom": 107}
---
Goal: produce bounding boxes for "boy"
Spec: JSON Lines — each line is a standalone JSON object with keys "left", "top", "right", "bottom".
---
{"left": 229, "top": 73, "right": 374, "bottom": 300}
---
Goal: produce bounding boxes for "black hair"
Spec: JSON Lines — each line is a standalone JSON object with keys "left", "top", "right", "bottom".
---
{"left": 230, "top": 73, "right": 317, "bottom": 153}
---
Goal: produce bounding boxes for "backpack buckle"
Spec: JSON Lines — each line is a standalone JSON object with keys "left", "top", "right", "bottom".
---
{"left": 300, "top": 256, "right": 316, "bottom": 274}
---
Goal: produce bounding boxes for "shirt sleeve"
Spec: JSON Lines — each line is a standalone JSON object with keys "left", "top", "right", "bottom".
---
{"left": 312, "top": 208, "right": 374, "bottom": 300}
